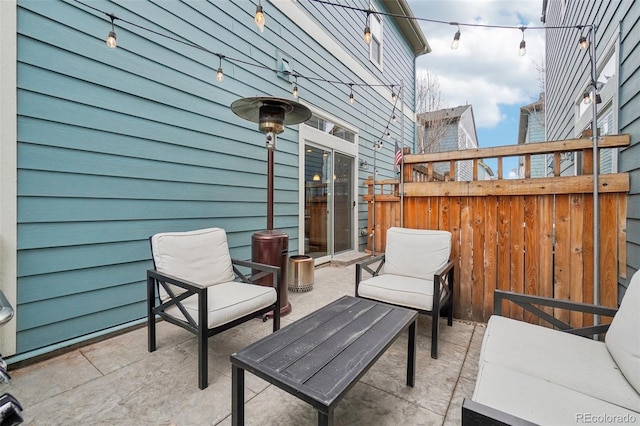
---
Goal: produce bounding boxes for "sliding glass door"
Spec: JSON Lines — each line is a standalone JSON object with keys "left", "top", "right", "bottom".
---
{"left": 304, "top": 145, "right": 354, "bottom": 261}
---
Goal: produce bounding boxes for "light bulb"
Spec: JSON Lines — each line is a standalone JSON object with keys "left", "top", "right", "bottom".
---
{"left": 349, "top": 93, "right": 354, "bottom": 104}
{"left": 451, "top": 30, "right": 460, "bottom": 50}
{"left": 292, "top": 85, "right": 298, "bottom": 98}
{"left": 255, "top": 4, "right": 265, "bottom": 32}
{"left": 392, "top": 114, "right": 396, "bottom": 123}
{"left": 364, "top": 26, "right": 371, "bottom": 44}
{"left": 518, "top": 40, "right": 526, "bottom": 56}
{"left": 583, "top": 91, "right": 591, "bottom": 105}
{"left": 106, "top": 31, "right": 117, "bottom": 49}
{"left": 391, "top": 91, "right": 397, "bottom": 102}
{"left": 216, "top": 67, "right": 224, "bottom": 82}
{"left": 579, "top": 36, "right": 588, "bottom": 50}
{"left": 386, "top": 131, "right": 391, "bottom": 139}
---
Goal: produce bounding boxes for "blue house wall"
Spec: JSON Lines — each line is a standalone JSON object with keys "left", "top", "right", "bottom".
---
{"left": 544, "top": 0, "right": 640, "bottom": 298}
{"left": 9, "top": 0, "right": 425, "bottom": 357}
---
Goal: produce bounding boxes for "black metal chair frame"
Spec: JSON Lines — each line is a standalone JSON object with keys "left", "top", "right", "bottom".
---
{"left": 461, "top": 290, "right": 619, "bottom": 426}
{"left": 147, "top": 257, "right": 281, "bottom": 390}
{"left": 355, "top": 254, "right": 454, "bottom": 359}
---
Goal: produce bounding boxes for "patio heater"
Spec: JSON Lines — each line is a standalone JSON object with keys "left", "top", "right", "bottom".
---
{"left": 231, "top": 96, "right": 311, "bottom": 316}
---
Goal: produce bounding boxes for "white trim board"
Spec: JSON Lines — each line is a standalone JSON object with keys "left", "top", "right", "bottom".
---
{"left": 0, "top": 0, "right": 18, "bottom": 356}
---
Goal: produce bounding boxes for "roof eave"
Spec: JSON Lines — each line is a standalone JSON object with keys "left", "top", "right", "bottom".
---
{"left": 386, "top": 0, "right": 431, "bottom": 56}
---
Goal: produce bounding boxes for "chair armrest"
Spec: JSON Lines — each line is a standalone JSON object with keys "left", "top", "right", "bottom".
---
{"left": 462, "top": 398, "right": 537, "bottom": 426}
{"left": 433, "top": 260, "right": 454, "bottom": 280}
{"left": 355, "top": 254, "right": 385, "bottom": 296}
{"left": 356, "top": 254, "right": 385, "bottom": 280}
{"left": 147, "top": 269, "right": 206, "bottom": 291}
{"left": 493, "top": 290, "right": 618, "bottom": 337}
{"left": 231, "top": 258, "right": 280, "bottom": 290}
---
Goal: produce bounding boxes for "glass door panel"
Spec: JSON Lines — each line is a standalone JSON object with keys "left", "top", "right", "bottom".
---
{"left": 334, "top": 152, "right": 353, "bottom": 253}
{"left": 304, "top": 146, "right": 331, "bottom": 259}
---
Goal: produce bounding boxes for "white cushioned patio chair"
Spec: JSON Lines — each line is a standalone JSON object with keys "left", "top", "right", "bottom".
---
{"left": 355, "top": 227, "right": 454, "bottom": 358}
{"left": 147, "top": 227, "right": 280, "bottom": 389}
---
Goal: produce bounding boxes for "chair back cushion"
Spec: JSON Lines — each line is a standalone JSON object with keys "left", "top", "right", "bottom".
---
{"left": 384, "top": 227, "right": 452, "bottom": 280}
{"left": 151, "top": 227, "right": 235, "bottom": 289}
{"left": 605, "top": 269, "right": 640, "bottom": 394}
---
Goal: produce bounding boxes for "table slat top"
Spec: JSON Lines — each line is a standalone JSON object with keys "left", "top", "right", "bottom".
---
{"left": 230, "top": 296, "right": 417, "bottom": 409}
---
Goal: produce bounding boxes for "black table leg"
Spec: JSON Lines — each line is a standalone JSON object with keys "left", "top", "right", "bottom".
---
{"left": 232, "top": 365, "right": 245, "bottom": 426}
{"left": 407, "top": 319, "right": 416, "bottom": 387}
{"left": 318, "top": 408, "right": 334, "bottom": 426}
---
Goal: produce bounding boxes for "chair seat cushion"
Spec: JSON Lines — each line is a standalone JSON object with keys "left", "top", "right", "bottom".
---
{"left": 473, "top": 362, "right": 639, "bottom": 425}
{"left": 481, "top": 315, "right": 640, "bottom": 412}
{"left": 165, "top": 281, "right": 277, "bottom": 329}
{"left": 358, "top": 274, "right": 440, "bottom": 311}
{"left": 606, "top": 270, "right": 640, "bottom": 394}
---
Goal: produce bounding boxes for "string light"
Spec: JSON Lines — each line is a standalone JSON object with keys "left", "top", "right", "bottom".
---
{"left": 216, "top": 54, "right": 224, "bottom": 82}
{"left": 349, "top": 84, "right": 355, "bottom": 104}
{"left": 579, "top": 35, "right": 589, "bottom": 50}
{"left": 451, "top": 24, "right": 461, "bottom": 50}
{"left": 292, "top": 75, "right": 299, "bottom": 98}
{"left": 386, "top": 130, "right": 391, "bottom": 139}
{"left": 518, "top": 27, "right": 526, "bottom": 56}
{"left": 106, "top": 13, "right": 117, "bottom": 49}
{"left": 364, "top": 11, "right": 371, "bottom": 44}
{"left": 255, "top": 0, "right": 265, "bottom": 32}
{"left": 392, "top": 114, "right": 396, "bottom": 123}
{"left": 391, "top": 86, "right": 397, "bottom": 102}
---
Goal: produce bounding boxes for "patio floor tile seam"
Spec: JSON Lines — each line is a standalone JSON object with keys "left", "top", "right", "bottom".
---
{"left": 441, "top": 323, "right": 478, "bottom": 420}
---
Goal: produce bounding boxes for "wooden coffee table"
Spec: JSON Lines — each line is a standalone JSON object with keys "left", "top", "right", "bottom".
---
{"left": 230, "top": 295, "right": 418, "bottom": 426}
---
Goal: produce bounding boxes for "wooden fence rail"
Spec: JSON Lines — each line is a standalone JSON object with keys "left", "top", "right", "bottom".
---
{"left": 363, "top": 135, "right": 630, "bottom": 325}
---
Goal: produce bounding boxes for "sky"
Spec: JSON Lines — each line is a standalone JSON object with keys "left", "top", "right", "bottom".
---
{"left": 406, "top": 0, "right": 545, "bottom": 177}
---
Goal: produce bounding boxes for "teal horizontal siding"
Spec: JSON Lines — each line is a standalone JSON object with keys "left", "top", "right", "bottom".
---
{"left": 15, "top": 0, "right": 417, "bottom": 354}
{"left": 17, "top": 302, "right": 146, "bottom": 354}
{"left": 18, "top": 261, "right": 149, "bottom": 304}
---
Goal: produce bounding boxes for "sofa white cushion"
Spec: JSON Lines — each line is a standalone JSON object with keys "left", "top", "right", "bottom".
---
{"left": 473, "top": 362, "right": 639, "bottom": 426}
{"left": 606, "top": 270, "right": 640, "bottom": 394}
{"left": 151, "top": 228, "right": 235, "bottom": 301}
{"left": 165, "top": 281, "right": 277, "bottom": 328}
{"left": 358, "top": 274, "right": 441, "bottom": 311}
{"left": 481, "top": 315, "right": 640, "bottom": 412}
{"left": 384, "top": 227, "right": 451, "bottom": 280}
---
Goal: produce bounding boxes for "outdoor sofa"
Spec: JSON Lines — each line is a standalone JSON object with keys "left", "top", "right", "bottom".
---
{"left": 462, "top": 269, "right": 640, "bottom": 425}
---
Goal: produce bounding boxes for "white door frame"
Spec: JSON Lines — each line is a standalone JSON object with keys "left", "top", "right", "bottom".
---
{"left": 298, "top": 104, "right": 358, "bottom": 264}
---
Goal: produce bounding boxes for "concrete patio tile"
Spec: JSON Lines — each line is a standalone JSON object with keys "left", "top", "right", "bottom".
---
{"left": 9, "top": 350, "right": 103, "bottom": 406}
{"left": 80, "top": 320, "right": 193, "bottom": 376}
{"left": 444, "top": 375, "right": 476, "bottom": 426}
{"left": 460, "top": 324, "right": 485, "bottom": 381}
{"left": 23, "top": 345, "right": 254, "bottom": 425}
{"left": 361, "top": 335, "right": 469, "bottom": 417}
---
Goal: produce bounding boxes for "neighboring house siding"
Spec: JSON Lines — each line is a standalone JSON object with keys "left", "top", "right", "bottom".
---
{"left": 15, "top": 0, "right": 419, "bottom": 355}
{"left": 419, "top": 106, "right": 478, "bottom": 181}
{"left": 619, "top": 0, "right": 640, "bottom": 291}
{"left": 545, "top": 0, "right": 639, "bottom": 297}
{"left": 528, "top": 110, "right": 547, "bottom": 177}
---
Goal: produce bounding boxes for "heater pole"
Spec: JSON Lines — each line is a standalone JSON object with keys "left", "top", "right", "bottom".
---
{"left": 267, "top": 138, "right": 275, "bottom": 231}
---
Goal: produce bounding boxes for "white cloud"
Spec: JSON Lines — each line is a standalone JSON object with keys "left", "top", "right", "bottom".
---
{"left": 409, "top": 1, "right": 545, "bottom": 128}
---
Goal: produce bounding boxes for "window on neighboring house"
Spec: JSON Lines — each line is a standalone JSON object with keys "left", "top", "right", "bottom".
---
{"left": 369, "top": 10, "right": 383, "bottom": 69}
{"left": 575, "top": 36, "right": 619, "bottom": 174}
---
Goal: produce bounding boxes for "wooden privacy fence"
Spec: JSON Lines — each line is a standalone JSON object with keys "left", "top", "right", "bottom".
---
{"left": 363, "top": 135, "right": 630, "bottom": 325}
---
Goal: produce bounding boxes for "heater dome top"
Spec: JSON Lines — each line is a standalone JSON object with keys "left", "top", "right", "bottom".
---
{"left": 230, "top": 97, "right": 312, "bottom": 129}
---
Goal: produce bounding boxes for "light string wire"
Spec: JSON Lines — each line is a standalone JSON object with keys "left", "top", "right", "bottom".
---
{"left": 71, "top": 0, "right": 400, "bottom": 91}
{"left": 310, "top": 0, "right": 592, "bottom": 31}
{"left": 71, "top": 0, "right": 403, "bottom": 156}
{"left": 70, "top": 0, "right": 594, "bottom": 168}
